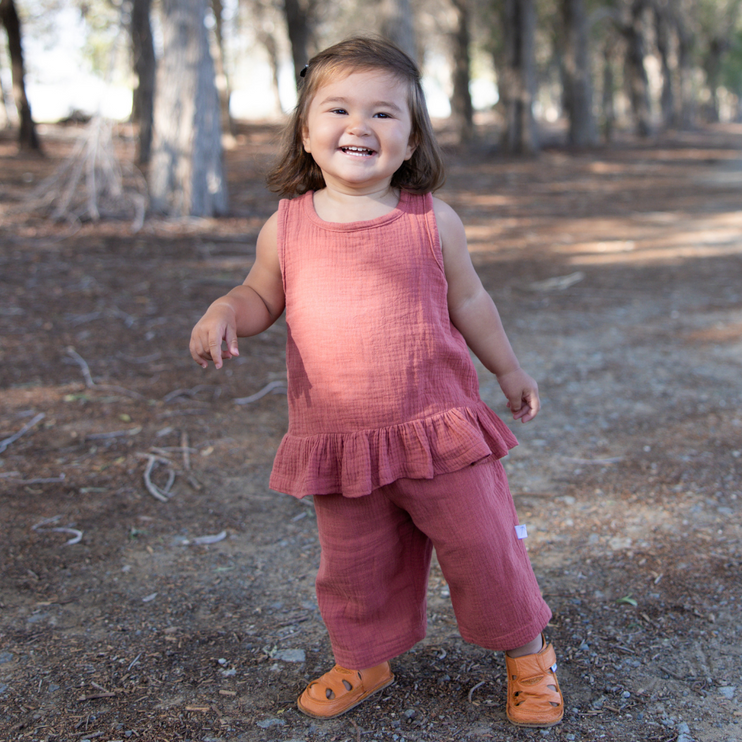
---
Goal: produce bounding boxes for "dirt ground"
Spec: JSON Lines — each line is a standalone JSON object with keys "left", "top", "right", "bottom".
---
{"left": 0, "top": 119, "right": 741, "bottom": 742}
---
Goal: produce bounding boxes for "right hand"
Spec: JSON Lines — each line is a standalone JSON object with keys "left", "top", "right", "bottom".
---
{"left": 189, "top": 301, "right": 239, "bottom": 370}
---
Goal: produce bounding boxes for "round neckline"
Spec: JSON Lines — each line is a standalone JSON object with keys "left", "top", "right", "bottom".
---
{"left": 302, "top": 190, "right": 410, "bottom": 231}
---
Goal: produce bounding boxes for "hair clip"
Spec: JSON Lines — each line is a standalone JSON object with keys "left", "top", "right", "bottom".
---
{"left": 300, "top": 64, "right": 309, "bottom": 78}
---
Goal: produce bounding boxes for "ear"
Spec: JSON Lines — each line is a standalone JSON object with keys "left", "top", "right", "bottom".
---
{"left": 404, "top": 138, "right": 416, "bottom": 161}
{"left": 302, "top": 126, "right": 312, "bottom": 154}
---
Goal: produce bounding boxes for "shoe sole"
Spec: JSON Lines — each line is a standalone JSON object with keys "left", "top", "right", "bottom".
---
{"left": 297, "top": 676, "right": 395, "bottom": 719}
{"left": 507, "top": 712, "right": 564, "bottom": 728}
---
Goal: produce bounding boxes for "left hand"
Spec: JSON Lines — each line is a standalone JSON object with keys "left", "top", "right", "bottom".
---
{"left": 497, "top": 368, "right": 540, "bottom": 423}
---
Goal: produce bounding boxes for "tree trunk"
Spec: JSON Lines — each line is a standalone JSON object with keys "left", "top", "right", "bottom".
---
{"left": 283, "top": 0, "right": 314, "bottom": 82}
{"left": 654, "top": 1, "right": 675, "bottom": 130}
{"left": 496, "top": 0, "right": 538, "bottom": 154}
{"left": 250, "top": 0, "right": 284, "bottom": 114}
{"left": 624, "top": 0, "right": 652, "bottom": 137}
{"left": 601, "top": 38, "right": 616, "bottom": 142}
{"left": 0, "top": 48, "right": 11, "bottom": 128}
{"left": 0, "top": 0, "right": 40, "bottom": 150}
{"left": 260, "top": 30, "right": 283, "bottom": 115}
{"left": 675, "top": 9, "right": 696, "bottom": 129}
{"left": 562, "top": 0, "right": 597, "bottom": 146}
{"left": 703, "top": 37, "right": 726, "bottom": 122}
{"left": 130, "top": 0, "right": 156, "bottom": 165}
{"left": 450, "top": 0, "right": 473, "bottom": 143}
{"left": 211, "top": 0, "right": 235, "bottom": 140}
{"left": 149, "top": 0, "right": 228, "bottom": 217}
{"left": 379, "top": 0, "right": 417, "bottom": 63}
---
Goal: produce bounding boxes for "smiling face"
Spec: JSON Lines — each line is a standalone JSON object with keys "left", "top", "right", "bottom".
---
{"left": 301, "top": 68, "right": 416, "bottom": 195}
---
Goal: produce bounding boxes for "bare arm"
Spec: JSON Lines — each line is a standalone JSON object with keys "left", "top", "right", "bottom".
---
{"left": 435, "top": 198, "right": 540, "bottom": 422}
{"left": 189, "top": 212, "right": 285, "bottom": 369}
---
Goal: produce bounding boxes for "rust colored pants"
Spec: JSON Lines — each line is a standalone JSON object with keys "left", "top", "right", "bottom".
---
{"left": 312, "top": 456, "right": 552, "bottom": 669}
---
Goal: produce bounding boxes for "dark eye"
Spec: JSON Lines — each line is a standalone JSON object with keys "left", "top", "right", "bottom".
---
{"left": 374, "top": 112, "right": 391, "bottom": 119}
{"left": 331, "top": 108, "right": 348, "bottom": 115}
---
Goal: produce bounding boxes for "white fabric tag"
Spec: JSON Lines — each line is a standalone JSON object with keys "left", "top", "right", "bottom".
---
{"left": 515, "top": 524, "right": 528, "bottom": 540}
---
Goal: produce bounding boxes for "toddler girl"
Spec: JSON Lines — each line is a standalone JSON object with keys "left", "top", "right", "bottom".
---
{"left": 190, "top": 36, "right": 563, "bottom": 728}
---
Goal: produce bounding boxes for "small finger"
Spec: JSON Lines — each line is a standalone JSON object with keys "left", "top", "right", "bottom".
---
{"left": 189, "top": 340, "right": 209, "bottom": 368}
{"left": 208, "top": 339, "right": 224, "bottom": 369}
{"left": 225, "top": 326, "right": 239, "bottom": 358}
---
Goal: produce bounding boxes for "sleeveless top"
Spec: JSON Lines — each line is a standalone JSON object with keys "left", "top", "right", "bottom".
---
{"left": 269, "top": 190, "right": 517, "bottom": 498}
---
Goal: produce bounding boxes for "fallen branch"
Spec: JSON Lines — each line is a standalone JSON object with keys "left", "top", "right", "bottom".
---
{"left": 234, "top": 380, "right": 287, "bottom": 405}
{"left": 529, "top": 271, "right": 585, "bottom": 292}
{"left": 139, "top": 453, "right": 175, "bottom": 502}
{"left": 86, "top": 427, "right": 142, "bottom": 441}
{"left": 163, "top": 384, "right": 216, "bottom": 403}
{"left": 49, "top": 527, "right": 83, "bottom": 546}
{"left": 66, "top": 347, "right": 95, "bottom": 387}
{"left": 178, "top": 530, "right": 227, "bottom": 546}
{"left": 468, "top": 680, "right": 486, "bottom": 703}
{"left": 0, "top": 413, "right": 46, "bottom": 454}
{"left": 78, "top": 691, "right": 117, "bottom": 701}
{"left": 181, "top": 431, "right": 191, "bottom": 471}
{"left": 26, "top": 114, "right": 147, "bottom": 230}
{"left": 31, "top": 516, "right": 82, "bottom": 545}
{"left": 12, "top": 474, "right": 66, "bottom": 485}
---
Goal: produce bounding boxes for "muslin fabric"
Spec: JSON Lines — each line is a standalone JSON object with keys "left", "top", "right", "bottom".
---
{"left": 313, "top": 457, "right": 552, "bottom": 669}
{"left": 270, "top": 190, "right": 518, "bottom": 498}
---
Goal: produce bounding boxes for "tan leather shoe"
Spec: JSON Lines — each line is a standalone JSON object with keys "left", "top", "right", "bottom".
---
{"left": 297, "top": 662, "right": 394, "bottom": 719}
{"left": 505, "top": 637, "right": 564, "bottom": 727}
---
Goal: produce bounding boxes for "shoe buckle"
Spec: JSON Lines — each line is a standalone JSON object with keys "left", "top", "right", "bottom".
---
{"left": 550, "top": 663, "right": 558, "bottom": 673}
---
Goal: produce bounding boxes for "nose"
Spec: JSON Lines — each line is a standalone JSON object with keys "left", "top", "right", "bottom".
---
{"left": 346, "top": 114, "right": 370, "bottom": 136}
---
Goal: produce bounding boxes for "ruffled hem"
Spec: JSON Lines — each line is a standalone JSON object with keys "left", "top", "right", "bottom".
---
{"left": 268, "top": 403, "right": 518, "bottom": 498}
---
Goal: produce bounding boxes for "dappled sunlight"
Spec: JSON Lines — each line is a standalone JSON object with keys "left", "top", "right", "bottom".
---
{"left": 552, "top": 211, "right": 742, "bottom": 265}
{"left": 684, "top": 321, "right": 742, "bottom": 344}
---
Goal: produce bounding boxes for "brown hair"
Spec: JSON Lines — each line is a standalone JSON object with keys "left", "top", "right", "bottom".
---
{"left": 267, "top": 36, "right": 445, "bottom": 197}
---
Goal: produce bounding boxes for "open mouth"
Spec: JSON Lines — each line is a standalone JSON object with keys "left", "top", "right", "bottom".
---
{"left": 340, "top": 146, "right": 376, "bottom": 157}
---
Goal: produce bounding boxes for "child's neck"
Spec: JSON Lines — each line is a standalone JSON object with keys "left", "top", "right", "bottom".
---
{"left": 312, "top": 185, "right": 401, "bottom": 224}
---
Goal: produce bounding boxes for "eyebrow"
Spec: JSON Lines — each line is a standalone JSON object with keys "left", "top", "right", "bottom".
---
{"left": 319, "top": 96, "right": 405, "bottom": 113}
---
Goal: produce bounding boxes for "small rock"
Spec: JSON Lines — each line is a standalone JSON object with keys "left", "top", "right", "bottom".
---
{"left": 609, "top": 536, "right": 632, "bottom": 551}
{"left": 404, "top": 708, "right": 417, "bottom": 719}
{"left": 719, "top": 686, "right": 736, "bottom": 700}
{"left": 273, "top": 648, "right": 306, "bottom": 663}
{"left": 0, "top": 652, "right": 13, "bottom": 664}
{"left": 256, "top": 718, "right": 286, "bottom": 729}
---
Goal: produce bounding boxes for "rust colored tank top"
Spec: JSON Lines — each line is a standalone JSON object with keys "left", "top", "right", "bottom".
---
{"left": 269, "top": 190, "right": 517, "bottom": 498}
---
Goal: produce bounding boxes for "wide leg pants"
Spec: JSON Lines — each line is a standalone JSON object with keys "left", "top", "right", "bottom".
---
{"left": 312, "top": 456, "right": 552, "bottom": 670}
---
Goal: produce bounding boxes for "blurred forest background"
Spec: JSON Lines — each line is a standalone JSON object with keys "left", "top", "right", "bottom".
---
{"left": 3, "top": 0, "right": 742, "bottom": 218}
